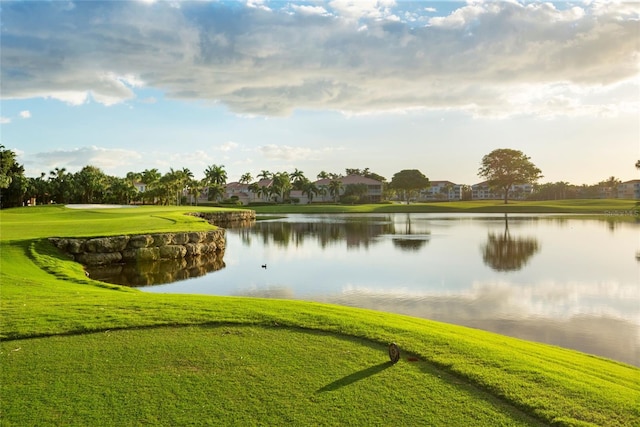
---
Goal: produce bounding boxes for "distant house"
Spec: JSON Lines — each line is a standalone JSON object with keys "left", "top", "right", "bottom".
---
{"left": 223, "top": 182, "right": 252, "bottom": 204}
{"left": 617, "top": 180, "right": 640, "bottom": 199}
{"left": 224, "top": 174, "right": 384, "bottom": 205}
{"left": 314, "top": 175, "right": 383, "bottom": 203}
{"left": 419, "top": 180, "right": 463, "bottom": 201}
{"left": 133, "top": 181, "right": 147, "bottom": 193}
{"left": 471, "top": 181, "right": 533, "bottom": 200}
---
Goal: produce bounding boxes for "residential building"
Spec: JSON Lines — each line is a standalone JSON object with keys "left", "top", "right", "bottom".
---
{"left": 224, "top": 174, "right": 384, "bottom": 205}
{"left": 419, "top": 180, "right": 463, "bottom": 201}
{"left": 471, "top": 181, "right": 533, "bottom": 200}
{"left": 314, "top": 175, "right": 383, "bottom": 203}
{"left": 617, "top": 180, "right": 640, "bottom": 199}
{"left": 222, "top": 182, "right": 252, "bottom": 204}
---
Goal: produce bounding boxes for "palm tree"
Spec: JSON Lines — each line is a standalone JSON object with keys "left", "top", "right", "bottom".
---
{"left": 272, "top": 172, "right": 291, "bottom": 203}
{"left": 290, "top": 168, "right": 306, "bottom": 190}
{"left": 239, "top": 172, "right": 253, "bottom": 184}
{"left": 636, "top": 160, "right": 640, "bottom": 170}
{"left": 204, "top": 164, "right": 227, "bottom": 186}
{"left": 317, "top": 171, "right": 330, "bottom": 179}
{"left": 48, "top": 167, "right": 69, "bottom": 204}
{"left": 140, "top": 168, "right": 161, "bottom": 204}
{"left": 328, "top": 179, "right": 343, "bottom": 203}
{"left": 207, "top": 183, "right": 224, "bottom": 202}
{"left": 257, "top": 170, "right": 272, "bottom": 180}
{"left": 187, "top": 178, "right": 205, "bottom": 205}
{"left": 301, "top": 181, "right": 319, "bottom": 204}
{"left": 204, "top": 164, "right": 227, "bottom": 203}
{"left": 125, "top": 171, "right": 142, "bottom": 203}
{"left": 256, "top": 184, "right": 271, "bottom": 202}
{"left": 32, "top": 172, "right": 50, "bottom": 205}
{"left": 600, "top": 176, "right": 621, "bottom": 198}
{"left": 248, "top": 182, "right": 261, "bottom": 202}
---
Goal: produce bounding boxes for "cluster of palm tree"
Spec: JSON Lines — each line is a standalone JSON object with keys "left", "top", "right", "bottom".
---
{"left": 244, "top": 169, "right": 346, "bottom": 203}
{"left": 2, "top": 162, "right": 231, "bottom": 208}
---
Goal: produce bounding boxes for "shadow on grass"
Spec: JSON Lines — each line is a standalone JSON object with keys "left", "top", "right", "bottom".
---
{"left": 316, "top": 361, "right": 393, "bottom": 392}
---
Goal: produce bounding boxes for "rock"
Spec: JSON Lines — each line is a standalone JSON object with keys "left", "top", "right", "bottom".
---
{"left": 172, "top": 233, "right": 189, "bottom": 245}
{"left": 151, "top": 233, "right": 173, "bottom": 246}
{"left": 84, "top": 236, "right": 129, "bottom": 253}
{"left": 129, "top": 235, "right": 154, "bottom": 248}
{"left": 128, "top": 247, "right": 160, "bottom": 262}
{"left": 159, "top": 245, "right": 187, "bottom": 259}
{"left": 76, "top": 252, "right": 123, "bottom": 266}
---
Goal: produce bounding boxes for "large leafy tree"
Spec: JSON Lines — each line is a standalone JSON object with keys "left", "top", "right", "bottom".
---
{"left": 0, "top": 145, "right": 26, "bottom": 208}
{"left": 390, "top": 169, "right": 429, "bottom": 203}
{"left": 74, "top": 165, "right": 108, "bottom": 203}
{"left": 478, "top": 149, "right": 542, "bottom": 204}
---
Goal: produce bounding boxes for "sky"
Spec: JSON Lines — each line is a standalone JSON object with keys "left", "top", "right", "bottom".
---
{"left": 1, "top": 0, "right": 638, "bottom": 185}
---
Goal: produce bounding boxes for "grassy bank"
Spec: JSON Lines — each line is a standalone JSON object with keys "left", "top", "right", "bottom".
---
{"left": 1, "top": 205, "right": 639, "bottom": 426}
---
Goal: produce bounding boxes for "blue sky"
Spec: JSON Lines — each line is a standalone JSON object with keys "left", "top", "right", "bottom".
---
{"left": 1, "top": 0, "right": 638, "bottom": 185}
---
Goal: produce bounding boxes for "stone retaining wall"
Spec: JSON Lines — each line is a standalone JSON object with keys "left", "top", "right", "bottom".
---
{"left": 49, "top": 210, "right": 255, "bottom": 268}
{"left": 187, "top": 210, "right": 256, "bottom": 225}
{"left": 50, "top": 229, "right": 226, "bottom": 266}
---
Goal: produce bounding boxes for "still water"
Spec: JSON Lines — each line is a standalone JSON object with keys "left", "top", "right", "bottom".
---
{"left": 134, "top": 213, "right": 638, "bottom": 366}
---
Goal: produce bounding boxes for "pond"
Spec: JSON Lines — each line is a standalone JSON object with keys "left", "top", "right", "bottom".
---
{"left": 101, "top": 213, "right": 640, "bottom": 366}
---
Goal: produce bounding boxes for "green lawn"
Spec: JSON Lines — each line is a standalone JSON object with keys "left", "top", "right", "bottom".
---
{"left": 1, "top": 204, "right": 639, "bottom": 426}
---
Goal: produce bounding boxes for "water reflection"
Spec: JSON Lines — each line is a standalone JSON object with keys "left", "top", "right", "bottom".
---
{"left": 86, "top": 251, "right": 225, "bottom": 286}
{"left": 129, "top": 213, "right": 639, "bottom": 367}
{"left": 239, "top": 216, "right": 396, "bottom": 250}
{"left": 481, "top": 215, "right": 540, "bottom": 271}
{"left": 392, "top": 237, "right": 429, "bottom": 251}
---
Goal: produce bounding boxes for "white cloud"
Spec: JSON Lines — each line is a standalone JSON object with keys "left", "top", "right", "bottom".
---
{"left": 32, "top": 146, "right": 142, "bottom": 172}
{"left": 19, "top": 110, "right": 31, "bottom": 119}
{"left": 0, "top": 1, "right": 637, "bottom": 118}
{"left": 0, "top": 117, "right": 11, "bottom": 124}
{"left": 217, "top": 141, "right": 239, "bottom": 152}
{"left": 258, "top": 144, "right": 345, "bottom": 162}
{"left": 290, "top": 4, "right": 330, "bottom": 16}
{"left": 328, "top": 0, "right": 396, "bottom": 20}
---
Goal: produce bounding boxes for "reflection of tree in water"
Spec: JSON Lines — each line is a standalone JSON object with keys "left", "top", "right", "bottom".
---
{"left": 236, "top": 217, "right": 395, "bottom": 249}
{"left": 392, "top": 238, "right": 427, "bottom": 252}
{"left": 481, "top": 215, "right": 540, "bottom": 272}
{"left": 86, "top": 251, "right": 226, "bottom": 287}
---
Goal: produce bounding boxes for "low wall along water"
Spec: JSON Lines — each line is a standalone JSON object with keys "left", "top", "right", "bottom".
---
{"left": 49, "top": 210, "right": 256, "bottom": 286}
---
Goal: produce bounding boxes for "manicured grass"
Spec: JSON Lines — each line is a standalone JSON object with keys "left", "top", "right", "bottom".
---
{"left": 1, "top": 326, "right": 544, "bottom": 426}
{"left": 1, "top": 205, "right": 639, "bottom": 426}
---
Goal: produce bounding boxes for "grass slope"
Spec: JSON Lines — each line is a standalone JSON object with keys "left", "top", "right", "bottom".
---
{"left": 1, "top": 205, "right": 639, "bottom": 426}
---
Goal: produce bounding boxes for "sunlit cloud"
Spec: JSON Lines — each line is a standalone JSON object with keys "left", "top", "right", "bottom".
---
{"left": 217, "top": 141, "right": 239, "bottom": 152}
{"left": 19, "top": 110, "right": 31, "bottom": 119}
{"left": 32, "top": 146, "right": 142, "bottom": 172}
{"left": 0, "top": 117, "right": 11, "bottom": 124}
{"left": 0, "top": 1, "right": 637, "bottom": 118}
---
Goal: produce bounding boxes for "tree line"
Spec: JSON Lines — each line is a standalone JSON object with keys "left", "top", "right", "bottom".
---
{"left": 1, "top": 145, "right": 637, "bottom": 209}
